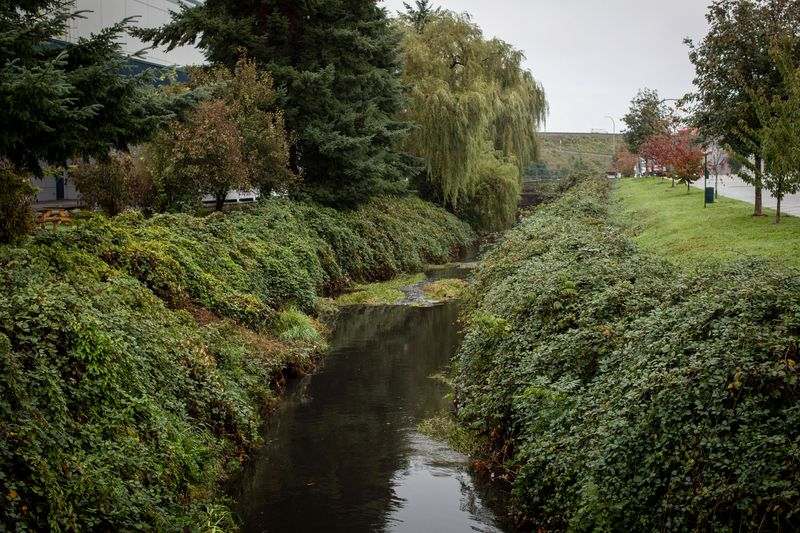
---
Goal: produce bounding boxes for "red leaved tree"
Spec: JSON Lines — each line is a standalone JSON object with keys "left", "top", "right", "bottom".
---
{"left": 670, "top": 129, "right": 705, "bottom": 191}
{"left": 641, "top": 133, "right": 674, "bottom": 181}
{"left": 641, "top": 129, "right": 704, "bottom": 190}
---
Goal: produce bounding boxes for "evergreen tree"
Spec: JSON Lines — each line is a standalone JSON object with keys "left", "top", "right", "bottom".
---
{"left": 0, "top": 0, "right": 193, "bottom": 174}
{"left": 139, "top": 0, "right": 416, "bottom": 205}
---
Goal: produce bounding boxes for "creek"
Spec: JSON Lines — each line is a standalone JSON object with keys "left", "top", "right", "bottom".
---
{"left": 235, "top": 264, "right": 514, "bottom": 532}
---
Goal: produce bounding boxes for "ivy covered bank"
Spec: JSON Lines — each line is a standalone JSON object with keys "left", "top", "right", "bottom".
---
{"left": 456, "top": 178, "right": 800, "bottom": 531}
{"left": 0, "top": 197, "right": 473, "bottom": 530}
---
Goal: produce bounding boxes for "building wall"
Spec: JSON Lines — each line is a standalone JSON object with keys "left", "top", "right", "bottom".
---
{"left": 64, "top": 0, "right": 205, "bottom": 67}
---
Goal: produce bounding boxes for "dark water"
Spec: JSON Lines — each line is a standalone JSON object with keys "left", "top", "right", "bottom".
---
{"left": 236, "top": 300, "right": 510, "bottom": 532}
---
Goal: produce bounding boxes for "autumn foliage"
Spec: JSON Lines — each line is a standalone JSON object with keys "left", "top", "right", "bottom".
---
{"left": 612, "top": 145, "right": 639, "bottom": 176}
{"left": 642, "top": 129, "right": 704, "bottom": 189}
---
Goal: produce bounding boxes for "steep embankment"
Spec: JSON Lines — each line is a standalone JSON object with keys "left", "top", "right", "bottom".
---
{"left": 456, "top": 178, "right": 800, "bottom": 530}
{"left": 0, "top": 196, "right": 473, "bottom": 530}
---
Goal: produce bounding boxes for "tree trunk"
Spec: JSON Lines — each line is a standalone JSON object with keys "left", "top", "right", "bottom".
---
{"left": 686, "top": 180, "right": 690, "bottom": 192}
{"left": 289, "top": 143, "right": 301, "bottom": 176}
{"left": 215, "top": 190, "right": 227, "bottom": 211}
{"left": 776, "top": 196, "right": 782, "bottom": 224}
{"left": 715, "top": 173, "right": 719, "bottom": 199}
{"left": 753, "top": 155, "right": 764, "bottom": 217}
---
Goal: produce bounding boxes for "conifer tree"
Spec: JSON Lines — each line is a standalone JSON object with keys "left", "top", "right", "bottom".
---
{"left": 0, "top": 0, "right": 193, "bottom": 242}
{"left": 139, "top": 0, "right": 416, "bottom": 205}
{"left": 0, "top": 0, "right": 191, "bottom": 174}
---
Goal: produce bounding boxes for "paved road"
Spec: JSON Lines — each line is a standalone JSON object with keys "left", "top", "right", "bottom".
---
{"left": 691, "top": 174, "right": 800, "bottom": 216}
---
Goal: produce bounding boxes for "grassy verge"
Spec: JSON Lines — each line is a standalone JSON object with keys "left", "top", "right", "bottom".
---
{"left": 613, "top": 177, "right": 800, "bottom": 268}
{"left": 335, "top": 274, "right": 425, "bottom": 305}
{"left": 0, "top": 195, "right": 473, "bottom": 530}
{"left": 456, "top": 177, "right": 800, "bottom": 530}
{"left": 422, "top": 278, "right": 469, "bottom": 301}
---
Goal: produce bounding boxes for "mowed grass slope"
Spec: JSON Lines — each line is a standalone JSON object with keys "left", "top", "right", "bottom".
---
{"left": 614, "top": 177, "right": 800, "bottom": 268}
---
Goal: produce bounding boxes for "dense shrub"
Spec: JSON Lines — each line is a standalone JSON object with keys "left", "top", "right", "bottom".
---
{"left": 70, "top": 150, "right": 157, "bottom": 215}
{"left": 0, "top": 195, "right": 473, "bottom": 529}
{"left": 0, "top": 165, "right": 35, "bottom": 244}
{"left": 150, "top": 99, "right": 249, "bottom": 211}
{"left": 456, "top": 177, "right": 800, "bottom": 531}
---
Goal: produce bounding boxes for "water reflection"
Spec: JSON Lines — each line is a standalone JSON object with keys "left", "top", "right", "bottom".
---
{"left": 236, "top": 302, "right": 509, "bottom": 533}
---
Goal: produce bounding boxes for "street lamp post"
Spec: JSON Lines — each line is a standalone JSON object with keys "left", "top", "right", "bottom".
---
{"left": 605, "top": 115, "right": 617, "bottom": 175}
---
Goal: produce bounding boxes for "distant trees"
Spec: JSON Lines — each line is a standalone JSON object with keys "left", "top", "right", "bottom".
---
{"left": 622, "top": 89, "right": 670, "bottom": 160}
{"left": 611, "top": 146, "right": 639, "bottom": 176}
{"left": 139, "top": 0, "right": 415, "bottom": 205}
{"left": 397, "top": 5, "right": 547, "bottom": 231}
{"left": 686, "top": 0, "right": 800, "bottom": 216}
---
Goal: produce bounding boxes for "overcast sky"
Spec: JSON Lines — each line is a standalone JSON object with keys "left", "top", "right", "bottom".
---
{"left": 382, "top": 0, "right": 712, "bottom": 133}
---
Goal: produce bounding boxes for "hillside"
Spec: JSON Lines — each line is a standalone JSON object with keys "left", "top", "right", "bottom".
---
{"left": 536, "top": 132, "right": 622, "bottom": 176}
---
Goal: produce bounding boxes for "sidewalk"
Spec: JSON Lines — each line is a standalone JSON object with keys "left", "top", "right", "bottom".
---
{"left": 691, "top": 174, "right": 800, "bottom": 216}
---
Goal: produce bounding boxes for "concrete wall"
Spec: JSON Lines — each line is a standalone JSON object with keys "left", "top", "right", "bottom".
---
{"left": 64, "top": 0, "right": 205, "bottom": 67}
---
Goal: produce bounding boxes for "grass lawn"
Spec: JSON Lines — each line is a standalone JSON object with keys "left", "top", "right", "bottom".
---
{"left": 613, "top": 177, "right": 800, "bottom": 269}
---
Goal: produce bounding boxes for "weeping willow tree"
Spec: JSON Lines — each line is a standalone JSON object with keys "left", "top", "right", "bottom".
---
{"left": 398, "top": 3, "right": 547, "bottom": 229}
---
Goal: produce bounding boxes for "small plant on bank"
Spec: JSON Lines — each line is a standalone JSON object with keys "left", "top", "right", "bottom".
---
{"left": 423, "top": 279, "right": 469, "bottom": 301}
{"left": 70, "top": 150, "right": 157, "bottom": 216}
{"left": 0, "top": 163, "right": 36, "bottom": 244}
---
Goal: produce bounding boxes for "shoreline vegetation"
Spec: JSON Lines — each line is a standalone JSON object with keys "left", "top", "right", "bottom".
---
{"left": 456, "top": 176, "right": 800, "bottom": 530}
{"left": 0, "top": 196, "right": 473, "bottom": 530}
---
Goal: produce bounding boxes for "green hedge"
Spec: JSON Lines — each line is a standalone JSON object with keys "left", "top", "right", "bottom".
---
{"left": 456, "top": 178, "right": 800, "bottom": 531}
{"left": 0, "top": 195, "right": 473, "bottom": 530}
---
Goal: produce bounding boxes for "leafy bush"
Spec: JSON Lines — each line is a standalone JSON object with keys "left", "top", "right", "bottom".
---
{"left": 456, "top": 177, "right": 800, "bottom": 531}
{"left": 150, "top": 99, "right": 249, "bottom": 211}
{"left": 0, "top": 194, "right": 472, "bottom": 529}
{"left": 0, "top": 164, "right": 35, "bottom": 244}
{"left": 191, "top": 58, "right": 297, "bottom": 196}
{"left": 70, "top": 150, "right": 156, "bottom": 215}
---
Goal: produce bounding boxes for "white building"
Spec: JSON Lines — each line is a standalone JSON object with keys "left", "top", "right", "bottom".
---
{"left": 36, "top": 0, "right": 205, "bottom": 207}
{"left": 64, "top": 0, "right": 205, "bottom": 67}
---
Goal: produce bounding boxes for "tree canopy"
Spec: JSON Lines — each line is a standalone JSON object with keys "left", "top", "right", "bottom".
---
{"left": 686, "top": 0, "right": 800, "bottom": 215}
{"left": 139, "top": 0, "right": 416, "bottom": 205}
{"left": 397, "top": 6, "right": 547, "bottom": 227}
{"left": 622, "top": 88, "right": 669, "bottom": 155}
{"left": 0, "top": 0, "right": 192, "bottom": 174}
